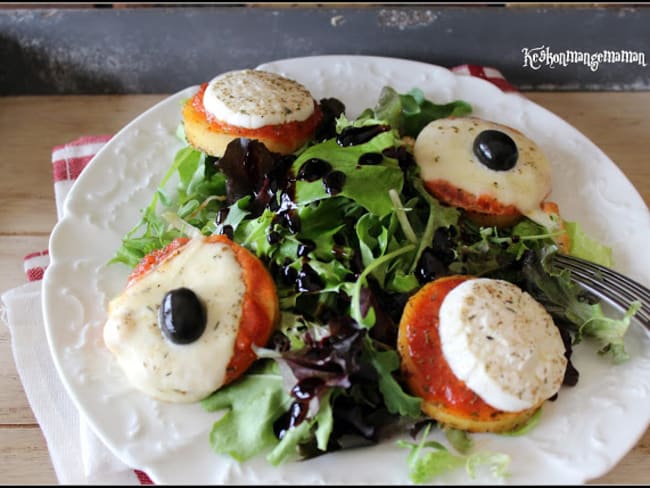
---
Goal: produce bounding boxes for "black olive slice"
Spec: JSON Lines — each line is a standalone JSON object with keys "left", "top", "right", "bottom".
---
{"left": 159, "top": 287, "right": 207, "bottom": 344}
{"left": 473, "top": 130, "right": 518, "bottom": 171}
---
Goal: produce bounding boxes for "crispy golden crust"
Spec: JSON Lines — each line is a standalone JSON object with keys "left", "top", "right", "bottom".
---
{"left": 420, "top": 398, "right": 542, "bottom": 433}
{"left": 182, "top": 91, "right": 316, "bottom": 157}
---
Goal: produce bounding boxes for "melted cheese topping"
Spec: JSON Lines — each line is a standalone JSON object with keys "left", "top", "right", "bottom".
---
{"left": 438, "top": 278, "right": 567, "bottom": 412}
{"left": 413, "top": 117, "right": 553, "bottom": 226}
{"left": 103, "top": 238, "right": 246, "bottom": 403}
{"left": 202, "top": 69, "right": 315, "bottom": 129}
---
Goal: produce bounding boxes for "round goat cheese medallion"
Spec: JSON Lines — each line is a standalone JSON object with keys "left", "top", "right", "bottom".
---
{"left": 438, "top": 278, "right": 567, "bottom": 412}
{"left": 414, "top": 117, "right": 554, "bottom": 226}
{"left": 203, "top": 69, "right": 315, "bottom": 129}
{"left": 103, "top": 238, "right": 246, "bottom": 403}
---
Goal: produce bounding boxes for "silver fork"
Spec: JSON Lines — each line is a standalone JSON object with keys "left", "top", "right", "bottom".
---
{"left": 552, "top": 253, "right": 650, "bottom": 330}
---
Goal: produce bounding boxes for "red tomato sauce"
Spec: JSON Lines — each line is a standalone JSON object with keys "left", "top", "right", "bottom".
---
{"left": 400, "top": 275, "right": 503, "bottom": 420}
{"left": 189, "top": 83, "right": 322, "bottom": 148}
{"left": 127, "top": 237, "right": 190, "bottom": 287}
{"left": 205, "top": 234, "right": 278, "bottom": 385}
{"left": 424, "top": 179, "right": 521, "bottom": 217}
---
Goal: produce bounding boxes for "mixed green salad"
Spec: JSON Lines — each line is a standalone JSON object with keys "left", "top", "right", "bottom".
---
{"left": 111, "top": 86, "right": 638, "bottom": 483}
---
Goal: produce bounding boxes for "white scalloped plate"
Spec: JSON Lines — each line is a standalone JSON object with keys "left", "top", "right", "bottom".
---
{"left": 43, "top": 56, "right": 650, "bottom": 484}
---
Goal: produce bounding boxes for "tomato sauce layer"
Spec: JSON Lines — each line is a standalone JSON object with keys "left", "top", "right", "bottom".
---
{"left": 400, "top": 275, "right": 504, "bottom": 420}
{"left": 425, "top": 179, "right": 521, "bottom": 217}
{"left": 189, "top": 83, "right": 322, "bottom": 147}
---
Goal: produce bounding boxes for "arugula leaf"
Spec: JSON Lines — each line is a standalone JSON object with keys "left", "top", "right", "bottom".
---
{"left": 356, "top": 213, "right": 390, "bottom": 268}
{"left": 351, "top": 244, "right": 415, "bottom": 328}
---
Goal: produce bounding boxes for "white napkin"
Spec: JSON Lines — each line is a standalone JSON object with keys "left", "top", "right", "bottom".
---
{"left": 0, "top": 66, "right": 515, "bottom": 485}
{"left": 0, "top": 136, "right": 150, "bottom": 485}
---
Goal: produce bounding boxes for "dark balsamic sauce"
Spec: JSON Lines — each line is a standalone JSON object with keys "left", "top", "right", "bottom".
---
{"left": 297, "top": 262, "right": 325, "bottom": 292}
{"left": 323, "top": 170, "right": 346, "bottom": 196}
{"left": 297, "top": 239, "right": 316, "bottom": 258}
{"left": 336, "top": 124, "right": 391, "bottom": 147}
{"left": 296, "top": 158, "right": 332, "bottom": 182}
{"left": 358, "top": 152, "right": 383, "bottom": 165}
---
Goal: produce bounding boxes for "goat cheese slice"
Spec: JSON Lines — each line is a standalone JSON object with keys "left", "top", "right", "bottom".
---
{"left": 438, "top": 278, "right": 567, "bottom": 412}
{"left": 202, "top": 69, "right": 315, "bottom": 129}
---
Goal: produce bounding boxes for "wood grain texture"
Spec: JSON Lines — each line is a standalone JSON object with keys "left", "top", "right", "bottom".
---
{"left": 0, "top": 93, "right": 648, "bottom": 484}
{"left": 0, "top": 427, "right": 57, "bottom": 484}
{"left": 527, "top": 92, "right": 650, "bottom": 206}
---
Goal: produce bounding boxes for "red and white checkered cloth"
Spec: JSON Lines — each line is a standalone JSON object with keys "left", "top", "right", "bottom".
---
{"left": 19, "top": 134, "right": 153, "bottom": 484}
{"left": 450, "top": 64, "right": 517, "bottom": 93}
{"left": 10, "top": 65, "right": 514, "bottom": 485}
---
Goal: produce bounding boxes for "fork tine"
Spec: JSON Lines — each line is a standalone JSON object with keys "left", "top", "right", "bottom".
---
{"left": 563, "top": 266, "right": 650, "bottom": 323}
{"left": 554, "top": 254, "right": 650, "bottom": 303}
{"left": 552, "top": 254, "right": 650, "bottom": 329}
{"left": 554, "top": 258, "right": 650, "bottom": 308}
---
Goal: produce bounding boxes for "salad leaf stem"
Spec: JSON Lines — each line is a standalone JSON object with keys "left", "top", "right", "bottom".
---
{"left": 388, "top": 189, "right": 418, "bottom": 244}
{"left": 161, "top": 211, "right": 203, "bottom": 239}
{"left": 351, "top": 244, "right": 416, "bottom": 328}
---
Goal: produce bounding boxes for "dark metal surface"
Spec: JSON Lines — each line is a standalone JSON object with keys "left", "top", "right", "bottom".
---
{"left": 1, "top": 5, "right": 648, "bottom": 94}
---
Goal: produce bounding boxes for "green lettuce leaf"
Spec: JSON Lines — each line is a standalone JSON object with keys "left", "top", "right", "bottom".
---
{"left": 565, "top": 220, "right": 613, "bottom": 267}
{"left": 362, "top": 86, "right": 472, "bottom": 138}
{"left": 201, "top": 361, "right": 291, "bottom": 462}
{"left": 266, "top": 420, "right": 312, "bottom": 466}
{"left": 523, "top": 248, "right": 635, "bottom": 363}
{"left": 444, "top": 428, "right": 473, "bottom": 454}
{"left": 291, "top": 130, "right": 404, "bottom": 217}
{"left": 363, "top": 340, "right": 422, "bottom": 418}
{"left": 500, "top": 408, "right": 543, "bottom": 437}
{"left": 110, "top": 146, "right": 225, "bottom": 268}
{"left": 266, "top": 389, "right": 336, "bottom": 466}
{"left": 397, "top": 424, "right": 510, "bottom": 484}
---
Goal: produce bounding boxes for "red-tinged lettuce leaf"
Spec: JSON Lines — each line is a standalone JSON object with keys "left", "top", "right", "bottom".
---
{"left": 215, "top": 138, "right": 295, "bottom": 216}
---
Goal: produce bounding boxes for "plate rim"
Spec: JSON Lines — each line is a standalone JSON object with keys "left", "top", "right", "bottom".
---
{"left": 42, "top": 54, "right": 650, "bottom": 484}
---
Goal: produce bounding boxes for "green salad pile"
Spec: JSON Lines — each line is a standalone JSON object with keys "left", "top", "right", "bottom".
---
{"left": 111, "top": 86, "right": 637, "bottom": 483}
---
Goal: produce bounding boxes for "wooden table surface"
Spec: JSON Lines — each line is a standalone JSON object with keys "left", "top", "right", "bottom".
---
{"left": 1, "top": 93, "right": 649, "bottom": 484}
